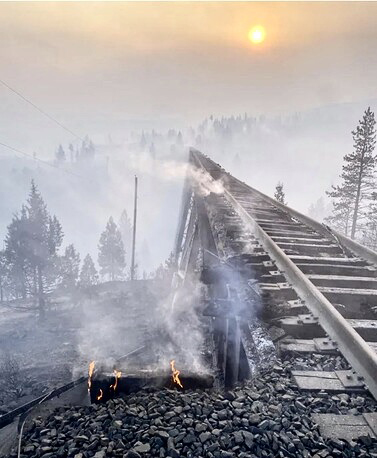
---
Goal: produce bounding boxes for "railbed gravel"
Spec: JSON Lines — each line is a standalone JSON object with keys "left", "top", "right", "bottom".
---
{"left": 13, "top": 357, "right": 377, "bottom": 458}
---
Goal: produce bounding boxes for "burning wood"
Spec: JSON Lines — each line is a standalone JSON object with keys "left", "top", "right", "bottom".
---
{"left": 97, "top": 389, "right": 103, "bottom": 401}
{"left": 88, "top": 361, "right": 95, "bottom": 391}
{"left": 170, "top": 360, "right": 183, "bottom": 388}
{"left": 89, "top": 369, "right": 214, "bottom": 402}
{"left": 110, "top": 369, "right": 122, "bottom": 392}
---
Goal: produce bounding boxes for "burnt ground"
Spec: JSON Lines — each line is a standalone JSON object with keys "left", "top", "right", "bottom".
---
{"left": 1, "top": 283, "right": 377, "bottom": 457}
{"left": 0, "top": 280, "right": 166, "bottom": 415}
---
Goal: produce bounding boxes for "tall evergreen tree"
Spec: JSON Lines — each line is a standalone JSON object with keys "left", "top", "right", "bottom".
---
{"left": 79, "top": 254, "right": 99, "bottom": 289}
{"left": 0, "top": 250, "right": 8, "bottom": 302}
{"left": 4, "top": 206, "right": 30, "bottom": 299}
{"left": 274, "top": 182, "right": 287, "bottom": 205}
{"left": 98, "top": 217, "right": 125, "bottom": 281}
{"left": 4, "top": 181, "right": 64, "bottom": 314}
{"left": 307, "top": 197, "right": 331, "bottom": 223}
{"left": 68, "top": 143, "right": 74, "bottom": 163}
{"left": 327, "top": 107, "right": 376, "bottom": 239}
{"left": 361, "top": 193, "right": 377, "bottom": 250}
{"left": 59, "top": 244, "right": 80, "bottom": 290}
{"left": 118, "top": 210, "right": 132, "bottom": 266}
{"left": 26, "top": 181, "right": 50, "bottom": 313}
{"left": 81, "top": 136, "right": 95, "bottom": 160}
{"left": 55, "top": 144, "right": 66, "bottom": 163}
{"left": 154, "top": 252, "right": 175, "bottom": 284}
{"left": 325, "top": 185, "right": 354, "bottom": 236}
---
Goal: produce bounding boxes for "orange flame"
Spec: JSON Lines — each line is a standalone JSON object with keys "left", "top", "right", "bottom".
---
{"left": 97, "top": 389, "right": 103, "bottom": 401}
{"left": 88, "top": 361, "right": 95, "bottom": 391}
{"left": 110, "top": 370, "right": 122, "bottom": 392}
{"left": 170, "top": 360, "right": 183, "bottom": 389}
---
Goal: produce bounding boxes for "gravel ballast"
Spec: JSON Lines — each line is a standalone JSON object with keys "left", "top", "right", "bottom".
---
{"left": 12, "top": 357, "right": 377, "bottom": 458}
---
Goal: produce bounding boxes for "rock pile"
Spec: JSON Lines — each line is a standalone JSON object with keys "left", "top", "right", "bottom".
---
{"left": 13, "top": 358, "right": 377, "bottom": 458}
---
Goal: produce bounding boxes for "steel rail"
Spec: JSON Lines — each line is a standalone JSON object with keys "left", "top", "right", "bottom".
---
{"left": 0, "top": 377, "right": 87, "bottom": 430}
{"left": 190, "top": 149, "right": 377, "bottom": 400}
{"left": 226, "top": 171, "right": 377, "bottom": 266}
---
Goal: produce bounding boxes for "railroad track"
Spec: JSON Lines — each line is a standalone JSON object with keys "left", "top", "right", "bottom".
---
{"left": 3, "top": 148, "right": 377, "bottom": 448}
{"left": 181, "top": 149, "right": 377, "bottom": 439}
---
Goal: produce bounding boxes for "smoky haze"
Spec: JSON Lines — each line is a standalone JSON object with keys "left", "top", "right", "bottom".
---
{"left": 0, "top": 1, "right": 377, "bottom": 272}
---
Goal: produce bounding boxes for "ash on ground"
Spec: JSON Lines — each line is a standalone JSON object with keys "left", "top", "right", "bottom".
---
{"left": 0, "top": 280, "right": 166, "bottom": 416}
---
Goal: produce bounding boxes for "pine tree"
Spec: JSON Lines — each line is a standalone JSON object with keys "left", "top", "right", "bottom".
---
{"left": 26, "top": 181, "right": 52, "bottom": 314}
{"left": 361, "top": 192, "right": 377, "bottom": 250}
{"left": 55, "top": 144, "right": 66, "bottom": 163}
{"left": 308, "top": 197, "right": 332, "bottom": 223}
{"left": 140, "top": 132, "right": 147, "bottom": 149}
{"left": 59, "top": 244, "right": 80, "bottom": 290}
{"left": 98, "top": 217, "right": 125, "bottom": 281}
{"left": 274, "top": 182, "right": 287, "bottom": 205}
{"left": 80, "top": 136, "right": 95, "bottom": 160}
{"left": 4, "top": 181, "right": 64, "bottom": 314}
{"left": 325, "top": 184, "right": 354, "bottom": 236}
{"left": 118, "top": 210, "right": 132, "bottom": 267}
{"left": 4, "top": 207, "right": 30, "bottom": 299}
{"left": 327, "top": 107, "right": 376, "bottom": 239}
{"left": 79, "top": 254, "right": 99, "bottom": 289}
{"left": 69, "top": 143, "right": 74, "bottom": 163}
{"left": 362, "top": 207, "right": 377, "bottom": 250}
{"left": 176, "top": 131, "right": 183, "bottom": 146}
{"left": 0, "top": 250, "right": 8, "bottom": 302}
{"left": 154, "top": 252, "right": 175, "bottom": 283}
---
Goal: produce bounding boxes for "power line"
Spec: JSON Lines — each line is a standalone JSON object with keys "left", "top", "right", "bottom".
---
{"left": 0, "top": 141, "right": 83, "bottom": 179}
{"left": 0, "top": 78, "right": 85, "bottom": 142}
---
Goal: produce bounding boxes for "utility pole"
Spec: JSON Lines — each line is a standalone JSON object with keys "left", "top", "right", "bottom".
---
{"left": 130, "top": 175, "right": 138, "bottom": 280}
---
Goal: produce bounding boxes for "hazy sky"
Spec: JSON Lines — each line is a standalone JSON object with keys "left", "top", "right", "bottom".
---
{"left": 0, "top": 2, "right": 377, "bottom": 271}
{"left": 1, "top": 1, "right": 377, "bottom": 140}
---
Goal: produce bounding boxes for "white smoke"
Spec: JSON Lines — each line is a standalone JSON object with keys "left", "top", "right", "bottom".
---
{"left": 130, "top": 151, "right": 224, "bottom": 197}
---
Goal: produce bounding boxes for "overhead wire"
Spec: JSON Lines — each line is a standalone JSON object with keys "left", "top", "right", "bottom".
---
{"left": 0, "top": 77, "right": 91, "bottom": 180}
{"left": 0, "top": 78, "right": 85, "bottom": 142}
{"left": 0, "top": 141, "right": 84, "bottom": 179}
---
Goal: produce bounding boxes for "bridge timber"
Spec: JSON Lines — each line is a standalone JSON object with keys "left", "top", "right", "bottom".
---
{"left": 174, "top": 148, "right": 377, "bottom": 403}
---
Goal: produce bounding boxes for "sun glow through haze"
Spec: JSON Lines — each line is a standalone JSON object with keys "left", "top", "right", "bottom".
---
{"left": 249, "top": 26, "right": 265, "bottom": 44}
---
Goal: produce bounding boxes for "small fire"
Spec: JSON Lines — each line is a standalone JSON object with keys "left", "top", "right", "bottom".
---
{"left": 88, "top": 361, "right": 95, "bottom": 391}
{"left": 110, "top": 370, "right": 122, "bottom": 392}
{"left": 170, "top": 360, "right": 183, "bottom": 389}
{"left": 97, "top": 389, "right": 103, "bottom": 401}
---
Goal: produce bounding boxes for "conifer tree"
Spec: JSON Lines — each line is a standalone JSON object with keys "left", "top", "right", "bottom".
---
{"left": 55, "top": 144, "right": 66, "bottom": 163}
{"left": 98, "top": 217, "right": 125, "bottom": 281}
{"left": 327, "top": 107, "right": 376, "bottom": 239}
{"left": 79, "top": 254, "right": 99, "bottom": 289}
{"left": 4, "top": 207, "right": 30, "bottom": 299}
{"left": 69, "top": 143, "right": 74, "bottom": 163}
{"left": 0, "top": 250, "right": 8, "bottom": 302}
{"left": 4, "top": 181, "right": 64, "bottom": 314}
{"left": 118, "top": 210, "right": 132, "bottom": 266}
{"left": 325, "top": 185, "right": 354, "bottom": 236}
{"left": 274, "top": 182, "right": 287, "bottom": 205}
{"left": 60, "top": 244, "right": 80, "bottom": 290}
{"left": 26, "top": 181, "right": 50, "bottom": 313}
{"left": 361, "top": 194, "right": 377, "bottom": 250}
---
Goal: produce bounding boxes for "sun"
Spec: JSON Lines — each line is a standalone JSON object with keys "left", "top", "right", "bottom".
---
{"left": 248, "top": 26, "right": 266, "bottom": 44}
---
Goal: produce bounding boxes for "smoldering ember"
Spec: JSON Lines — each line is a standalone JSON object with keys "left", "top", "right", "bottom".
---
{"left": 1, "top": 2, "right": 377, "bottom": 458}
